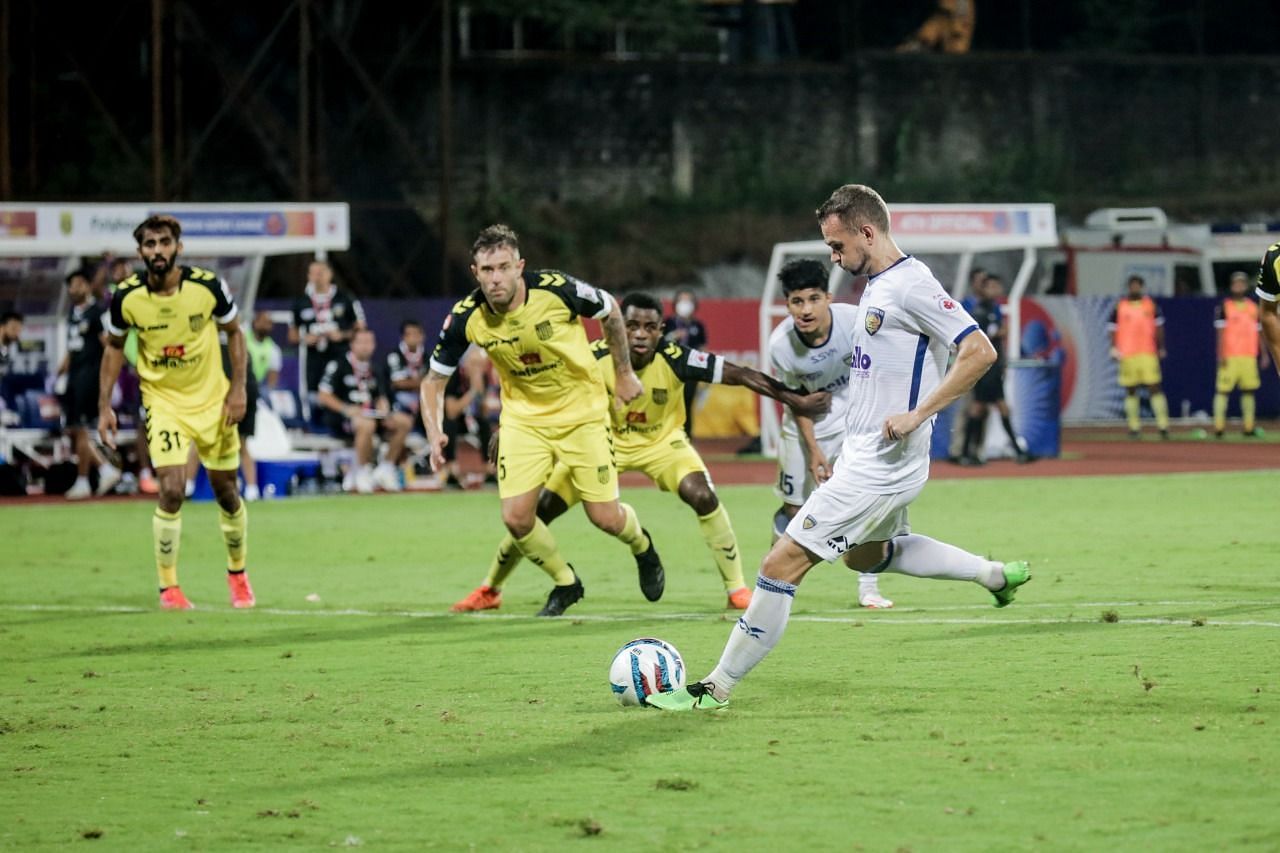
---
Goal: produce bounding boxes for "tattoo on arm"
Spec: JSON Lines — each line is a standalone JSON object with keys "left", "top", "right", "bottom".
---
{"left": 602, "top": 305, "right": 631, "bottom": 376}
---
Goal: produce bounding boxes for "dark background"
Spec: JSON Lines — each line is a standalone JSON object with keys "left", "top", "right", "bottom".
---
{"left": 3, "top": 0, "right": 1278, "bottom": 297}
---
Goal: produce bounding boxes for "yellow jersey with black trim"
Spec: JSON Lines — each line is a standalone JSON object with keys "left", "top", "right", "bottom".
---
{"left": 1256, "top": 242, "right": 1280, "bottom": 302}
{"left": 593, "top": 339, "right": 723, "bottom": 451}
{"left": 105, "top": 265, "right": 238, "bottom": 411}
{"left": 430, "top": 270, "right": 613, "bottom": 428}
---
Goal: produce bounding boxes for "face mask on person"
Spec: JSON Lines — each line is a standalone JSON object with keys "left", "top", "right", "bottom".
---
{"left": 675, "top": 298, "right": 695, "bottom": 319}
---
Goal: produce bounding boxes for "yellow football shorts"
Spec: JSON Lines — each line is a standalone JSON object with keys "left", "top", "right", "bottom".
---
{"left": 1216, "top": 355, "right": 1261, "bottom": 393}
{"left": 1118, "top": 353, "right": 1162, "bottom": 387}
{"left": 143, "top": 397, "right": 240, "bottom": 470}
{"left": 496, "top": 419, "right": 617, "bottom": 502}
{"left": 545, "top": 431, "right": 709, "bottom": 505}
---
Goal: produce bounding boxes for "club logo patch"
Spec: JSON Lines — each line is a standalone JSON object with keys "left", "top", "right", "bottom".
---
{"left": 865, "top": 307, "right": 885, "bottom": 335}
{"left": 802, "top": 515, "right": 816, "bottom": 530}
{"left": 652, "top": 388, "right": 668, "bottom": 405}
{"left": 688, "top": 349, "right": 710, "bottom": 368}
{"left": 188, "top": 314, "right": 205, "bottom": 332}
{"left": 597, "top": 465, "right": 611, "bottom": 484}
{"left": 535, "top": 320, "right": 553, "bottom": 341}
{"left": 937, "top": 295, "right": 960, "bottom": 313}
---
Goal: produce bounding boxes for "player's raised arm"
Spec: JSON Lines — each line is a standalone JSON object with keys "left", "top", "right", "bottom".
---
{"left": 1261, "top": 301, "right": 1280, "bottom": 376}
{"left": 96, "top": 333, "right": 126, "bottom": 449}
{"left": 600, "top": 296, "right": 643, "bottom": 404}
{"left": 419, "top": 368, "right": 452, "bottom": 472}
{"left": 719, "top": 360, "right": 830, "bottom": 419}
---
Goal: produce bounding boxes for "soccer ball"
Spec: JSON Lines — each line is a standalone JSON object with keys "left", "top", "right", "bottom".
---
{"left": 609, "top": 637, "right": 685, "bottom": 707}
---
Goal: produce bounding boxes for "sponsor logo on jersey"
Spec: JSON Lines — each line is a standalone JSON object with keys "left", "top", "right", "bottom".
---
{"left": 851, "top": 345, "right": 872, "bottom": 371}
{"left": 865, "top": 307, "right": 885, "bottom": 335}
{"left": 688, "top": 349, "right": 710, "bottom": 368}
{"left": 535, "top": 320, "right": 553, "bottom": 341}
{"left": 802, "top": 515, "right": 816, "bottom": 530}
{"left": 652, "top": 388, "right": 668, "bottom": 405}
{"left": 188, "top": 314, "right": 206, "bottom": 332}
{"left": 162, "top": 345, "right": 186, "bottom": 359}
{"left": 519, "top": 352, "right": 542, "bottom": 365}
{"left": 626, "top": 411, "right": 647, "bottom": 423}
{"left": 596, "top": 465, "right": 610, "bottom": 484}
{"left": 937, "top": 295, "right": 960, "bottom": 313}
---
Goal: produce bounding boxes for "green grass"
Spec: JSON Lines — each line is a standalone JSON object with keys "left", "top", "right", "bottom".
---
{"left": 3, "top": 472, "right": 1279, "bottom": 850}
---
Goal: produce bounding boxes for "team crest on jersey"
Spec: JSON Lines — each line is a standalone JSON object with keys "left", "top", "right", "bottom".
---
{"left": 188, "top": 314, "right": 205, "bottom": 332}
{"left": 865, "top": 307, "right": 885, "bottom": 335}
{"left": 596, "top": 465, "right": 610, "bottom": 484}
{"left": 687, "top": 349, "right": 710, "bottom": 368}
{"left": 937, "top": 295, "right": 960, "bottom": 313}
{"left": 535, "top": 321, "right": 553, "bottom": 341}
{"left": 652, "top": 388, "right": 668, "bottom": 405}
{"left": 802, "top": 515, "right": 816, "bottom": 530}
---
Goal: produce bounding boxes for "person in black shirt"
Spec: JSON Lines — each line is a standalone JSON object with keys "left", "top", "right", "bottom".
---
{"left": 439, "top": 348, "right": 500, "bottom": 489}
{"left": 1257, "top": 242, "right": 1280, "bottom": 375}
{"left": 58, "top": 269, "right": 122, "bottom": 499}
{"left": 316, "top": 328, "right": 412, "bottom": 494}
{"left": 958, "top": 274, "right": 1031, "bottom": 464}
{"left": 384, "top": 319, "right": 427, "bottom": 425}
{"left": 289, "top": 260, "right": 366, "bottom": 395}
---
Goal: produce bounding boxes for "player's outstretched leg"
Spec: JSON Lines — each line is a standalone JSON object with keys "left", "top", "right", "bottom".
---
{"left": 877, "top": 534, "right": 1031, "bottom": 608}
{"left": 212, "top": 470, "right": 253, "bottom": 609}
{"left": 153, "top": 506, "right": 190, "bottom": 610}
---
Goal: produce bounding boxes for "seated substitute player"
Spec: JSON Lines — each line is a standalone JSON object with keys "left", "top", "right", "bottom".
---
{"left": 316, "top": 327, "right": 413, "bottom": 494}
{"left": 769, "top": 258, "right": 894, "bottom": 609}
{"left": 648, "top": 184, "right": 1032, "bottom": 711}
{"left": 58, "top": 267, "right": 122, "bottom": 499}
{"left": 452, "top": 292, "right": 830, "bottom": 615}
{"left": 1257, "top": 242, "right": 1280, "bottom": 376}
{"left": 440, "top": 347, "right": 500, "bottom": 489}
{"left": 1213, "top": 271, "right": 1266, "bottom": 438}
{"left": 420, "top": 224, "right": 664, "bottom": 616}
{"left": 98, "top": 214, "right": 254, "bottom": 611}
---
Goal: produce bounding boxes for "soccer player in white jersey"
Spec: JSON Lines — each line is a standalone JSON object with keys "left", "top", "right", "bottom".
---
{"left": 769, "top": 258, "right": 893, "bottom": 609}
{"left": 648, "top": 184, "right": 1032, "bottom": 711}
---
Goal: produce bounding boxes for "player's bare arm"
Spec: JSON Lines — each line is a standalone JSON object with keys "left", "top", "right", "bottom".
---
{"left": 96, "top": 334, "right": 126, "bottom": 449}
{"left": 1260, "top": 300, "right": 1280, "bottom": 376}
{"left": 220, "top": 319, "right": 248, "bottom": 426}
{"left": 720, "top": 361, "right": 831, "bottom": 419}
{"left": 419, "top": 368, "right": 452, "bottom": 471}
{"left": 602, "top": 300, "right": 643, "bottom": 404}
{"left": 884, "top": 331, "right": 997, "bottom": 441}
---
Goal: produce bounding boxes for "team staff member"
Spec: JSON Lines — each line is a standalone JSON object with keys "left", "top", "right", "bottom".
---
{"left": 59, "top": 268, "right": 122, "bottom": 499}
{"left": 1254, "top": 243, "right": 1280, "bottom": 377}
{"left": 454, "top": 292, "right": 830, "bottom": 615}
{"left": 1108, "top": 275, "right": 1170, "bottom": 439}
{"left": 1213, "top": 271, "right": 1265, "bottom": 438}
{"left": 99, "top": 215, "right": 254, "bottom": 611}
{"left": 289, "top": 260, "right": 365, "bottom": 395}
{"left": 421, "top": 225, "right": 663, "bottom": 617}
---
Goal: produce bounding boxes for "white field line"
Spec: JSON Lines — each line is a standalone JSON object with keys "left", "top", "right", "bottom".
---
{"left": 2, "top": 602, "right": 1279, "bottom": 629}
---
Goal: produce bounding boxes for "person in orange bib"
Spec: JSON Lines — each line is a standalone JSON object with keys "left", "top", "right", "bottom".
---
{"left": 1213, "top": 271, "right": 1266, "bottom": 438}
{"left": 1107, "top": 275, "right": 1169, "bottom": 439}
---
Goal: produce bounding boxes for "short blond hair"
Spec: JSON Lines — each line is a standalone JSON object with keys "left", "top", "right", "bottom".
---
{"left": 815, "top": 184, "right": 890, "bottom": 233}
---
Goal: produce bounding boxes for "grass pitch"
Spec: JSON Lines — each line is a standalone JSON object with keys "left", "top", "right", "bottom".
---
{"left": 3, "top": 471, "right": 1279, "bottom": 850}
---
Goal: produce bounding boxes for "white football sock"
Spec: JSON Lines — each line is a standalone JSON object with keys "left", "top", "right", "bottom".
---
{"left": 703, "top": 575, "right": 796, "bottom": 700}
{"left": 883, "top": 534, "right": 1003, "bottom": 589}
{"left": 857, "top": 572, "right": 880, "bottom": 595}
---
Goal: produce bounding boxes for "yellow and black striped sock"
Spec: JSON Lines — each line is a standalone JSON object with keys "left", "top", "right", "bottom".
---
{"left": 698, "top": 504, "right": 745, "bottom": 591}
{"left": 153, "top": 508, "right": 182, "bottom": 589}
{"left": 513, "top": 520, "right": 575, "bottom": 586}
{"left": 218, "top": 503, "right": 248, "bottom": 572}
{"left": 616, "top": 503, "right": 649, "bottom": 556}
{"left": 485, "top": 535, "right": 524, "bottom": 589}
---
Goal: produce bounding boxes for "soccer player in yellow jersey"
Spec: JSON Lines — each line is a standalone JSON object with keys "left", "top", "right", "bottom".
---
{"left": 453, "top": 293, "right": 830, "bottom": 614}
{"left": 98, "top": 215, "right": 253, "bottom": 611}
{"left": 1213, "top": 271, "right": 1265, "bottom": 438}
{"left": 1255, "top": 242, "right": 1280, "bottom": 376}
{"left": 1107, "top": 275, "right": 1169, "bottom": 439}
{"left": 420, "top": 224, "right": 663, "bottom": 616}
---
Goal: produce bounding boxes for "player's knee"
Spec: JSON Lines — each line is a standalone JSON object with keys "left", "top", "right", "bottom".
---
{"left": 536, "top": 490, "right": 570, "bottom": 524}
{"left": 843, "top": 540, "right": 889, "bottom": 573}
{"left": 584, "top": 503, "right": 624, "bottom": 535}
{"left": 759, "top": 536, "right": 814, "bottom": 585}
{"left": 678, "top": 477, "right": 718, "bottom": 516}
{"left": 772, "top": 507, "right": 794, "bottom": 539}
{"left": 502, "top": 510, "right": 535, "bottom": 539}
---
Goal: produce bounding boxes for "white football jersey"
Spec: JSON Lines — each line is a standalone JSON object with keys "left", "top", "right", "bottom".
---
{"left": 769, "top": 302, "right": 860, "bottom": 441}
{"left": 839, "top": 256, "right": 980, "bottom": 492}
